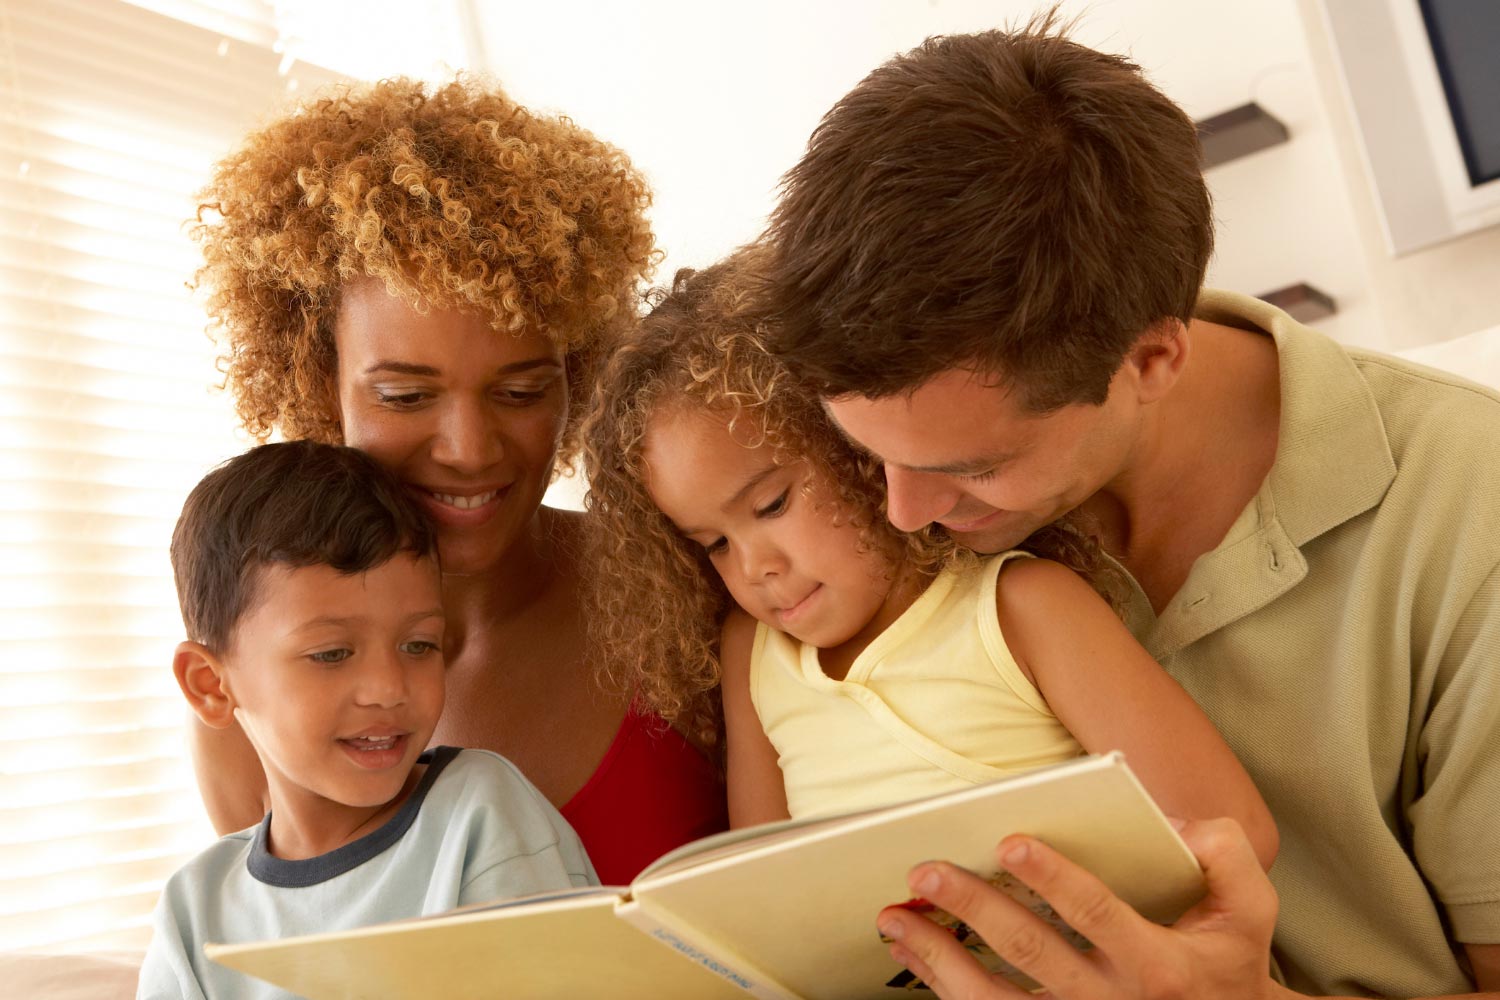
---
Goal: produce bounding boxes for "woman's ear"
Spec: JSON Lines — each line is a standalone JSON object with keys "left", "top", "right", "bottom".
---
{"left": 1126, "top": 318, "right": 1191, "bottom": 405}
{"left": 173, "top": 641, "right": 236, "bottom": 729}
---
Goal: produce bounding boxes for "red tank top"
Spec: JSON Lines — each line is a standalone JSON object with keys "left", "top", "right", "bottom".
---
{"left": 559, "top": 707, "right": 727, "bottom": 885}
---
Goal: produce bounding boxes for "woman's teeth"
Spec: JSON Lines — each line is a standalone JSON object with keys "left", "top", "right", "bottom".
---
{"left": 431, "top": 490, "right": 498, "bottom": 510}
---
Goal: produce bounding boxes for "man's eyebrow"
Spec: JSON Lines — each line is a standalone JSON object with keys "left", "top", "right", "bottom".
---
{"left": 819, "top": 407, "right": 1013, "bottom": 475}
{"left": 362, "top": 358, "right": 562, "bottom": 377}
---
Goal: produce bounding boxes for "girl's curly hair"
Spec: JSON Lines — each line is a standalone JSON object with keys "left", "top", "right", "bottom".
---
{"left": 583, "top": 249, "right": 1127, "bottom": 746}
{"left": 581, "top": 247, "right": 1119, "bottom": 749}
{"left": 191, "top": 76, "right": 655, "bottom": 463}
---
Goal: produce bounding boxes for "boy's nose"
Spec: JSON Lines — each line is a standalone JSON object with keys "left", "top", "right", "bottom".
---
{"left": 355, "top": 652, "right": 408, "bottom": 708}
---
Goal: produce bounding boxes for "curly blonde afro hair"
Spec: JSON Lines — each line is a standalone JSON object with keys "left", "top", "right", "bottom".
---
{"left": 192, "top": 76, "right": 656, "bottom": 460}
{"left": 580, "top": 247, "right": 959, "bottom": 747}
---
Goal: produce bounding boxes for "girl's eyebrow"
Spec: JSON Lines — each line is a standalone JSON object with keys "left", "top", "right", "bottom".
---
{"left": 674, "top": 462, "right": 782, "bottom": 537}
{"left": 722, "top": 464, "right": 781, "bottom": 513}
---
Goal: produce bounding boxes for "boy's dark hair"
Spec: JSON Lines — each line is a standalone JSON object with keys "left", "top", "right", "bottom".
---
{"left": 762, "top": 11, "right": 1213, "bottom": 411}
{"left": 170, "top": 441, "right": 438, "bottom": 652}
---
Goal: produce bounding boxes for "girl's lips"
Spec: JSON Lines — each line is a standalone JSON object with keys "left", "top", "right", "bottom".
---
{"left": 776, "top": 584, "right": 823, "bottom": 626}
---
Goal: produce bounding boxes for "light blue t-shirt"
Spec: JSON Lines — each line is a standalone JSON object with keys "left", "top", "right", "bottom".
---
{"left": 137, "top": 747, "right": 595, "bottom": 999}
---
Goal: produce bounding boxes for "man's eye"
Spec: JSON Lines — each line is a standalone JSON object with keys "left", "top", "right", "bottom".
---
{"left": 309, "top": 648, "right": 352, "bottom": 664}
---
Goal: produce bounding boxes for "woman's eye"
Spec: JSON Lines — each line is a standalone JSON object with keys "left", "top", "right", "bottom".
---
{"left": 703, "top": 537, "right": 727, "bottom": 556}
{"left": 309, "top": 648, "right": 352, "bottom": 665}
{"left": 374, "top": 389, "right": 429, "bottom": 408}
{"left": 755, "top": 489, "right": 790, "bottom": 518}
{"left": 493, "top": 386, "right": 549, "bottom": 406}
{"left": 400, "top": 640, "right": 440, "bottom": 657}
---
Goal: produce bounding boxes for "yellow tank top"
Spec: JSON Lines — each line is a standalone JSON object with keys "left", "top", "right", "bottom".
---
{"left": 750, "top": 551, "right": 1084, "bottom": 819}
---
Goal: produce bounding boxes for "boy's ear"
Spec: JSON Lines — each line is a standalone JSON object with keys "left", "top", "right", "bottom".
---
{"left": 173, "top": 641, "right": 236, "bottom": 729}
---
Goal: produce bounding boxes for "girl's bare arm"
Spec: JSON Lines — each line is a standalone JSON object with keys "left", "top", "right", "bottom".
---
{"left": 720, "top": 609, "right": 791, "bottom": 829}
{"left": 997, "top": 557, "right": 1279, "bottom": 869}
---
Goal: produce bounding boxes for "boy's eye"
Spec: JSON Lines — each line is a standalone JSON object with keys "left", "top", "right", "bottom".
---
{"left": 400, "top": 640, "right": 441, "bottom": 656}
{"left": 754, "top": 489, "right": 790, "bottom": 518}
{"left": 308, "top": 648, "right": 352, "bottom": 665}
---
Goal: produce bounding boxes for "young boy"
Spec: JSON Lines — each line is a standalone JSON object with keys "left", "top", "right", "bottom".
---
{"left": 137, "top": 441, "right": 596, "bottom": 999}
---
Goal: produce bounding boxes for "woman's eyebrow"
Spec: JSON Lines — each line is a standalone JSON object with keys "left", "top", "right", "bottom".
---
{"left": 362, "top": 358, "right": 563, "bottom": 377}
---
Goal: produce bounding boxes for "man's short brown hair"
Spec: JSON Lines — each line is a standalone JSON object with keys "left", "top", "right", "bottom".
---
{"left": 763, "top": 13, "right": 1213, "bottom": 410}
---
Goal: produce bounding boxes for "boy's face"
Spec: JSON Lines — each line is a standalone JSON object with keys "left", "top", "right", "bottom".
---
{"left": 824, "top": 367, "right": 1139, "bottom": 554}
{"left": 221, "top": 553, "right": 446, "bottom": 819}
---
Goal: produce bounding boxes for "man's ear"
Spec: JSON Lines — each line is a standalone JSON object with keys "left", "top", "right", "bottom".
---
{"left": 1125, "top": 318, "right": 1191, "bottom": 404}
{"left": 173, "top": 641, "right": 236, "bottom": 729}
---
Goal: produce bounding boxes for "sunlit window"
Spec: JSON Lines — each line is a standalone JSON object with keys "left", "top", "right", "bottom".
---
{"left": 0, "top": 0, "right": 344, "bottom": 950}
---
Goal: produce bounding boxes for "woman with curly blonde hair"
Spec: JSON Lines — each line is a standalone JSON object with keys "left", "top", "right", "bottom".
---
{"left": 189, "top": 77, "right": 726, "bottom": 883}
{"left": 582, "top": 249, "right": 1278, "bottom": 856}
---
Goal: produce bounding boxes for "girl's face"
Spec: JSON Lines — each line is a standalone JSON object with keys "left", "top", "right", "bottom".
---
{"left": 641, "top": 403, "right": 899, "bottom": 650}
{"left": 333, "top": 279, "right": 568, "bottom": 576}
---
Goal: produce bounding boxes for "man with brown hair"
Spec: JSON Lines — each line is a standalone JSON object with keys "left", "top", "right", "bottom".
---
{"left": 762, "top": 15, "right": 1500, "bottom": 1000}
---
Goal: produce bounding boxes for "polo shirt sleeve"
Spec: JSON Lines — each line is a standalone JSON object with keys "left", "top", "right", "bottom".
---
{"left": 1409, "top": 559, "right": 1500, "bottom": 944}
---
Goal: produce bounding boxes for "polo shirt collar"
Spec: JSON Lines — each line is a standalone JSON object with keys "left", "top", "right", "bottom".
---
{"left": 1194, "top": 289, "right": 1395, "bottom": 548}
{"left": 1130, "top": 291, "right": 1397, "bottom": 657}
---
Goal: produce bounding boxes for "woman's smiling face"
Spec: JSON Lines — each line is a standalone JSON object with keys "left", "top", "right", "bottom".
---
{"left": 333, "top": 279, "right": 568, "bottom": 576}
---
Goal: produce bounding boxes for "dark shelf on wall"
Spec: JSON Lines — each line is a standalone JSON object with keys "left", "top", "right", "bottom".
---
{"left": 1196, "top": 102, "right": 1290, "bottom": 169}
{"left": 1259, "top": 282, "right": 1337, "bottom": 323}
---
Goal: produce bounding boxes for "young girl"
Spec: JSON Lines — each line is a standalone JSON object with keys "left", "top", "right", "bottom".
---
{"left": 581, "top": 251, "right": 1277, "bottom": 868}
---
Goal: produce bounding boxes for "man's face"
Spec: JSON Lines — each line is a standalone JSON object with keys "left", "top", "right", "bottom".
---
{"left": 825, "top": 368, "right": 1138, "bottom": 553}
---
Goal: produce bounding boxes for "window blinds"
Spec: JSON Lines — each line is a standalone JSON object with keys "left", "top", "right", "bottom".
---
{"left": 0, "top": 0, "right": 343, "bottom": 951}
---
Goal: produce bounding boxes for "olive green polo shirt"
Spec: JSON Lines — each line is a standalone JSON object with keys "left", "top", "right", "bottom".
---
{"left": 1115, "top": 291, "right": 1500, "bottom": 997}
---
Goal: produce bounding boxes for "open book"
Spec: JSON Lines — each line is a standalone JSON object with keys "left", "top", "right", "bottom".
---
{"left": 206, "top": 753, "right": 1204, "bottom": 999}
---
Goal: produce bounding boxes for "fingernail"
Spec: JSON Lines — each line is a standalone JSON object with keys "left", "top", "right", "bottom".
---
{"left": 1168, "top": 816, "right": 1187, "bottom": 831}
{"left": 1000, "top": 840, "right": 1030, "bottom": 866}
{"left": 913, "top": 868, "right": 941, "bottom": 896}
{"left": 878, "top": 918, "right": 903, "bottom": 942}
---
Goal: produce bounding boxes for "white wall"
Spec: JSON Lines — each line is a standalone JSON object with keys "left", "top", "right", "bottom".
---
{"left": 462, "top": 0, "right": 1495, "bottom": 352}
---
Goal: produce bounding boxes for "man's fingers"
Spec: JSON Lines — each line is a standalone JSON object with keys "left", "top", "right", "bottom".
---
{"left": 877, "top": 895, "right": 1030, "bottom": 1000}
{"left": 884, "top": 860, "right": 1105, "bottom": 999}
{"left": 989, "top": 835, "right": 1148, "bottom": 954}
{"left": 1174, "top": 818, "right": 1278, "bottom": 934}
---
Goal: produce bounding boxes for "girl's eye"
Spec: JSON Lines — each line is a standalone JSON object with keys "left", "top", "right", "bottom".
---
{"left": 755, "top": 489, "right": 790, "bottom": 518}
{"left": 309, "top": 648, "right": 352, "bottom": 665}
{"left": 400, "top": 640, "right": 441, "bottom": 657}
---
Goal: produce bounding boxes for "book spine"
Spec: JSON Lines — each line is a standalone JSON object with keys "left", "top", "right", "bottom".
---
{"left": 614, "top": 898, "right": 802, "bottom": 1000}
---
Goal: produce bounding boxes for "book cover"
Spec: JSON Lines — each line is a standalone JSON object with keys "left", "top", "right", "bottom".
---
{"left": 206, "top": 752, "right": 1204, "bottom": 999}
